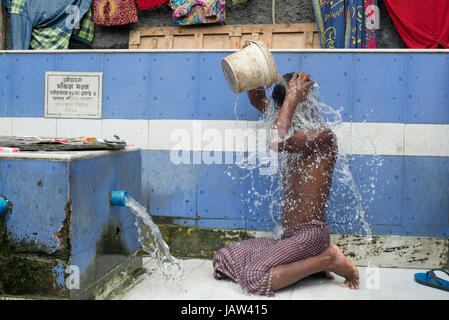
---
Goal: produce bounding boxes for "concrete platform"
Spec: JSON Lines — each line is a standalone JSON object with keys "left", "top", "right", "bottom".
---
{"left": 0, "top": 148, "right": 142, "bottom": 298}
{"left": 113, "top": 258, "right": 449, "bottom": 300}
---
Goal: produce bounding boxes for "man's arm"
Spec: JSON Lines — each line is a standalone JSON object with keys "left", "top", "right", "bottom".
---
{"left": 270, "top": 127, "right": 337, "bottom": 156}
{"left": 270, "top": 71, "right": 313, "bottom": 142}
{"left": 268, "top": 71, "right": 336, "bottom": 155}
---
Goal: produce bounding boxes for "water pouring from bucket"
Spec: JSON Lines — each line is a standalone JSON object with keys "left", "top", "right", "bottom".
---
{"left": 222, "top": 41, "right": 280, "bottom": 94}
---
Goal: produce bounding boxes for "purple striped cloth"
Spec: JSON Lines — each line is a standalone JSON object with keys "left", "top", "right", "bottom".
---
{"left": 213, "top": 219, "right": 330, "bottom": 296}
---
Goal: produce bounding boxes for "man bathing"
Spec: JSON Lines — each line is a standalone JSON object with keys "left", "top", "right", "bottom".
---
{"left": 213, "top": 71, "right": 360, "bottom": 296}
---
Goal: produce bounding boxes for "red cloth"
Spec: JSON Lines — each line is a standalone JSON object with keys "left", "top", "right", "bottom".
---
{"left": 137, "top": 0, "right": 169, "bottom": 10}
{"left": 384, "top": 0, "right": 449, "bottom": 48}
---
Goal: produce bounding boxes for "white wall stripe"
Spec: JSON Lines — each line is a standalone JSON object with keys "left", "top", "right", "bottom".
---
{"left": 0, "top": 118, "right": 12, "bottom": 136}
{"left": 56, "top": 119, "right": 103, "bottom": 139}
{"left": 404, "top": 124, "right": 449, "bottom": 157}
{"left": 351, "top": 122, "right": 405, "bottom": 156}
{"left": 1, "top": 117, "right": 449, "bottom": 157}
{"left": 12, "top": 118, "right": 57, "bottom": 137}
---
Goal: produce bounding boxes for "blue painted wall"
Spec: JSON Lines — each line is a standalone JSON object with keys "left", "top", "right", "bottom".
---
{"left": 0, "top": 159, "right": 70, "bottom": 253}
{"left": 0, "top": 51, "right": 448, "bottom": 237}
{"left": 70, "top": 151, "right": 142, "bottom": 290}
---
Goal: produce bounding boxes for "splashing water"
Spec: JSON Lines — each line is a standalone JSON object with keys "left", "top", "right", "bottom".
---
{"left": 229, "top": 82, "right": 381, "bottom": 263}
{"left": 124, "top": 195, "right": 183, "bottom": 281}
{"left": 233, "top": 93, "right": 240, "bottom": 120}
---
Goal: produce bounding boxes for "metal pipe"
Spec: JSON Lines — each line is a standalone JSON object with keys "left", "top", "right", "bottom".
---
{"left": 0, "top": 196, "right": 12, "bottom": 216}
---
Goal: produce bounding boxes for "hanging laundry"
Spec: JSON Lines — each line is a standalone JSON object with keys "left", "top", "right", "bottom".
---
{"left": 170, "top": 0, "right": 225, "bottom": 26}
{"left": 311, "top": 0, "right": 378, "bottom": 49}
{"left": 72, "top": 7, "right": 94, "bottom": 45}
{"left": 384, "top": 0, "right": 449, "bottom": 49}
{"left": 136, "top": 0, "right": 168, "bottom": 10}
{"left": 311, "top": 0, "right": 347, "bottom": 48}
{"left": 93, "top": 0, "right": 138, "bottom": 26}
{"left": 363, "top": 0, "right": 378, "bottom": 48}
{"left": 0, "top": 2, "right": 5, "bottom": 49}
{"left": 347, "top": 0, "right": 378, "bottom": 48}
{"left": 3, "top": 0, "right": 94, "bottom": 50}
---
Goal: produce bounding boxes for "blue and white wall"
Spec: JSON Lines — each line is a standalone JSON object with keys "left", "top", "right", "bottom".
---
{"left": 0, "top": 50, "right": 448, "bottom": 237}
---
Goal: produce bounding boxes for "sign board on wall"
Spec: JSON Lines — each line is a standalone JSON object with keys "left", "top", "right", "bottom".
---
{"left": 44, "top": 71, "right": 103, "bottom": 118}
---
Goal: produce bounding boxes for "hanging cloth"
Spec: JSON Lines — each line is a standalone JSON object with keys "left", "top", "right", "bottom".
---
{"left": 312, "top": 0, "right": 347, "bottom": 48}
{"left": 384, "top": 0, "right": 449, "bottom": 48}
{"left": 3, "top": 0, "right": 94, "bottom": 50}
{"left": 93, "top": 0, "right": 138, "bottom": 26}
{"left": 347, "top": 0, "right": 378, "bottom": 48}
{"left": 311, "top": 0, "right": 378, "bottom": 48}
{"left": 170, "top": 0, "right": 225, "bottom": 26}
{"left": 0, "top": 2, "right": 5, "bottom": 49}
{"left": 72, "top": 7, "right": 94, "bottom": 45}
{"left": 136, "top": 0, "right": 168, "bottom": 10}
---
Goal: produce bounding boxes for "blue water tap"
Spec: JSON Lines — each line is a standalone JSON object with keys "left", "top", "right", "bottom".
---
{"left": 0, "top": 196, "right": 11, "bottom": 216}
{"left": 110, "top": 190, "right": 128, "bottom": 207}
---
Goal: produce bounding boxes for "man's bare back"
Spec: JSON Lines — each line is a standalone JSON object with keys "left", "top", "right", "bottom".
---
{"left": 248, "top": 71, "right": 338, "bottom": 227}
{"left": 282, "top": 141, "right": 337, "bottom": 227}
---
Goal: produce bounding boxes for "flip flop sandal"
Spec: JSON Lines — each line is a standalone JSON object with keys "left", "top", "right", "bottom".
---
{"left": 414, "top": 268, "right": 449, "bottom": 292}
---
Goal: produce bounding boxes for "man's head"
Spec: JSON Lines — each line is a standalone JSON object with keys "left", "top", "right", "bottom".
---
{"left": 271, "top": 72, "right": 295, "bottom": 111}
{"left": 270, "top": 72, "right": 322, "bottom": 129}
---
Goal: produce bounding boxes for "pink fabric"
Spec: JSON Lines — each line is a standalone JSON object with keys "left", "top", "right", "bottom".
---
{"left": 213, "top": 220, "right": 330, "bottom": 296}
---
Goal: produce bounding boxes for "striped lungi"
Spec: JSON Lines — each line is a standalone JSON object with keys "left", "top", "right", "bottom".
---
{"left": 212, "top": 219, "right": 330, "bottom": 296}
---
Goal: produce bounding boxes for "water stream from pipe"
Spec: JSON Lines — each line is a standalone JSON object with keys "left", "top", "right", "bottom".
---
{"left": 124, "top": 195, "right": 183, "bottom": 281}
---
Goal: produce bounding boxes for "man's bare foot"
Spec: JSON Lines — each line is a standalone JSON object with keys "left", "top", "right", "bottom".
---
{"left": 325, "top": 245, "right": 360, "bottom": 289}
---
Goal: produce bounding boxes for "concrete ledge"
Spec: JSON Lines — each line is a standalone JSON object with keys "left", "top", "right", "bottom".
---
{"left": 156, "top": 224, "right": 449, "bottom": 269}
{"left": 0, "top": 147, "right": 139, "bottom": 161}
{"left": 72, "top": 249, "right": 144, "bottom": 300}
{"left": 0, "top": 250, "right": 143, "bottom": 300}
{"left": 330, "top": 234, "right": 449, "bottom": 269}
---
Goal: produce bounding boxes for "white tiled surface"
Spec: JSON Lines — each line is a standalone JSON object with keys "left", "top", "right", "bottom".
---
{"left": 102, "top": 119, "right": 149, "bottom": 149}
{"left": 201, "top": 120, "right": 248, "bottom": 152}
{"left": 56, "top": 119, "right": 103, "bottom": 138}
{"left": 352, "top": 122, "right": 404, "bottom": 156}
{"left": 12, "top": 117, "right": 57, "bottom": 137}
{"left": 0, "top": 118, "right": 12, "bottom": 135}
{"left": 1, "top": 117, "right": 449, "bottom": 157}
{"left": 114, "top": 258, "right": 449, "bottom": 300}
{"left": 149, "top": 119, "right": 199, "bottom": 151}
{"left": 405, "top": 124, "right": 449, "bottom": 157}
{"left": 332, "top": 122, "right": 352, "bottom": 155}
